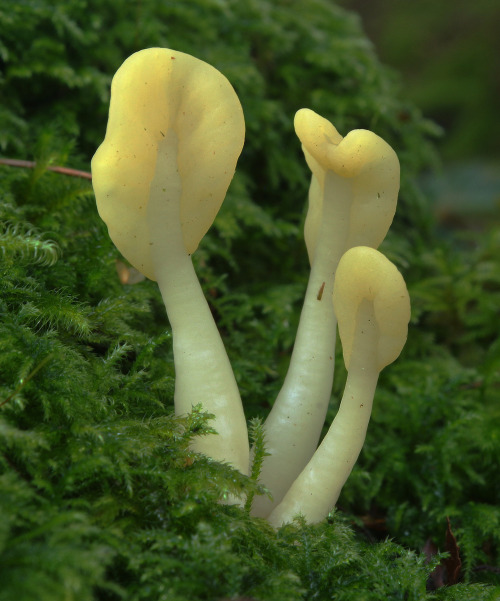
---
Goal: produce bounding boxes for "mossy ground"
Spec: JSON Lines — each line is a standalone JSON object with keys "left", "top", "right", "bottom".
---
{"left": 1, "top": 1, "right": 499, "bottom": 599}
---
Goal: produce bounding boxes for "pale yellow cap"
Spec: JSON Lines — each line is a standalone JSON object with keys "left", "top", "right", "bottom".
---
{"left": 333, "top": 246, "right": 411, "bottom": 371}
{"left": 91, "top": 48, "right": 245, "bottom": 280}
{"left": 294, "top": 109, "right": 400, "bottom": 262}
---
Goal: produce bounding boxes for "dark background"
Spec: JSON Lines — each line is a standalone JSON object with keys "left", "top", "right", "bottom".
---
{"left": 338, "top": 0, "right": 500, "bottom": 229}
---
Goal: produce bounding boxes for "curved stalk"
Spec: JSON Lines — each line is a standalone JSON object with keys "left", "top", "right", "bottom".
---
{"left": 251, "top": 172, "right": 351, "bottom": 517}
{"left": 148, "top": 135, "right": 249, "bottom": 476}
{"left": 267, "top": 300, "right": 379, "bottom": 527}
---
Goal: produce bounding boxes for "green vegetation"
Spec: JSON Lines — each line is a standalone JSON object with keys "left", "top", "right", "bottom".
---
{"left": 1, "top": 1, "right": 498, "bottom": 599}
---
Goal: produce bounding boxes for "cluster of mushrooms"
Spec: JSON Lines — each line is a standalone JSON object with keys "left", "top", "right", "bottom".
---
{"left": 91, "top": 48, "right": 410, "bottom": 528}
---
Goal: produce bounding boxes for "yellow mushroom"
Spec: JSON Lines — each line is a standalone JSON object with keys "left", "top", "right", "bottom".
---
{"left": 334, "top": 246, "right": 411, "bottom": 372}
{"left": 252, "top": 111, "right": 400, "bottom": 518}
{"left": 267, "top": 246, "right": 410, "bottom": 527}
{"left": 92, "top": 47, "right": 245, "bottom": 280}
{"left": 91, "top": 48, "right": 249, "bottom": 477}
{"left": 296, "top": 108, "right": 400, "bottom": 258}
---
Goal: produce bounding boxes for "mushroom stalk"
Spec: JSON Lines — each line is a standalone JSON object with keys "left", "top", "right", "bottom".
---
{"left": 267, "top": 299, "right": 379, "bottom": 527}
{"left": 156, "top": 255, "right": 248, "bottom": 473}
{"left": 148, "top": 134, "right": 249, "bottom": 475}
{"left": 252, "top": 171, "right": 350, "bottom": 517}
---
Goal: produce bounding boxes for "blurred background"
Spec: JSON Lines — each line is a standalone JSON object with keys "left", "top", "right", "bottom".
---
{"left": 338, "top": 0, "right": 500, "bottom": 231}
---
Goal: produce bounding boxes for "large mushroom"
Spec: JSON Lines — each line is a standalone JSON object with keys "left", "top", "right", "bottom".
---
{"left": 252, "top": 110, "right": 401, "bottom": 517}
{"left": 267, "top": 246, "right": 410, "bottom": 527}
{"left": 91, "top": 48, "right": 249, "bottom": 476}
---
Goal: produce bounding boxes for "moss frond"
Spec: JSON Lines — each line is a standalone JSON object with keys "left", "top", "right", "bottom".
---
{"left": 245, "top": 417, "right": 271, "bottom": 512}
{"left": 0, "top": 221, "right": 60, "bottom": 267}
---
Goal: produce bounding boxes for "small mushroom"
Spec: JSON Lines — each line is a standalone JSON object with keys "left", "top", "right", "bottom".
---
{"left": 92, "top": 48, "right": 249, "bottom": 476}
{"left": 334, "top": 246, "right": 411, "bottom": 372}
{"left": 267, "top": 246, "right": 410, "bottom": 527}
{"left": 252, "top": 111, "right": 400, "bottom": 518}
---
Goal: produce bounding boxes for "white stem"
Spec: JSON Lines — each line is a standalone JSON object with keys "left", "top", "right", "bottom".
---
{"left": 267, "top": 299, "right": 379, "bottom": 527}
{"left": 251, "top": 172, "right": 352, "bottom": 517}
{"left": 147, "top": 133, "right": 249, "bottom": 476}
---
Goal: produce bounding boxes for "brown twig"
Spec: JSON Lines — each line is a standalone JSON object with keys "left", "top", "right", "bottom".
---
{"left": 0, "top": 158, "right": 92, "bottom": 180}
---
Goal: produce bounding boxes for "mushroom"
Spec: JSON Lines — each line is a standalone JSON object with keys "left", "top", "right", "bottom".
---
{"left": 267, "top": 246, "right": 410, "bottom": 527}
{"left": 252, "top": 109, "right": 400, "bottom": 517}
{"left": 91, "top": 48, "right": 249, "bottom": 476}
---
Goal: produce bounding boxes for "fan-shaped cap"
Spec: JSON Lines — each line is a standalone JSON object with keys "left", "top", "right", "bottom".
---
{"left": 91, "top": 48, "right": 245, "bottom": 280}
{"left": 332, "top": 246, "right": 410, "bottom": 371}
{"left": 294, "top": 109, "right": 400, "bottom": 261}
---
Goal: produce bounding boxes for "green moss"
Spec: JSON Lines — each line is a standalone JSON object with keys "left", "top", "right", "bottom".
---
{"left": 1, "top": 1, "right": 499, "bottom": 598}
